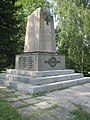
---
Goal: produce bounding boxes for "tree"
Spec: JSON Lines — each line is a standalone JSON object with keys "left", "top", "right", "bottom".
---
{"left": 0, "top": 0, "right": 50, "bottom": 70}
{"left": 0, "top": 0, "right": 21, "bottom": 70}
{"left": 52, "top": 0, "right": 90, "bottom": 76}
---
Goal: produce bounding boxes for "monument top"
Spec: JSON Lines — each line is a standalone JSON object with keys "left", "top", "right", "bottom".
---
{"left": 24, "top": 7, "right": 56, "bottom": 53}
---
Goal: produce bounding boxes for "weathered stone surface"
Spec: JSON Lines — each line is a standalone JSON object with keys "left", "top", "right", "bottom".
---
{"left": 24, "top": 98, "right": 40, "bottom": 104}
{"left": 82, "top": 103, "right": 90, "bottom": 113}
{"left": 58, "top": 101, "right": 77, "bottom": 111}
{"left": 46, "top": 83, "right": 90, "bottom": 113}
{"left": 50, "top": 107, "right": 73, "bottom": 120}
{"left": 11, "top": 101, "right": 27, "bottom": 108}
{"left": 0, "top": 83, "right": 90, "bottom": 118}
{"left": 82, "top": 83, "right": 90, "bottom": 88}
{"left": 7, "top": 69, "right": 74, "bottom": 77}
{"left": 24, "top": 8, "right": 56, "bottom": 53}
{"left": 15, "top": 91, "right": 27, "bottom": 96}
{"left": 37, "top": 96, "right": 53, "bottom": 101}
{"left": 18, "top": 105, "right": 39, "bottom": 116}
{"left": 0, "top": 75, "right": 90, "bottom": 94}
{"left": 6, "top": 97, "right": 18, "bottom": 102}
{"left": 32, "top": 113, "right": 53, "bottom": 120}
{"left": 70, "top": 96, "right": 90, "bottom": 106}
{"left": 35, "top": 101, "right": 53, "bottom": 109}
{"left": 15, "top": 53, "right": 65, "bottom": 71}
{"left": 2, "top": 72, "right": 83, "bottom": 85}
{"left": 17, "top": 95, "right": 30, "bottom": 100}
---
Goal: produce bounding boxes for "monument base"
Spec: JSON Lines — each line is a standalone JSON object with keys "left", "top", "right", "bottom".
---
{"left": 15, "top": 52, "right": 65, "bottom": 71}
{"left": 0, "top": 69, "right": 90, "bottom": 94}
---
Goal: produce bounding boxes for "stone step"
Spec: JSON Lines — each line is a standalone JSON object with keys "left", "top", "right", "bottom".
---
{"left": 0, "top": 73, "right": 83, "bottom": 85}
{"left": 0, "top": 73, "right": 32, "bottom": 83}
{"left": 0, "top": 77, "right": 90, "bottom": 94}
{"left": 29, "top": 73, "right": 83, "bottom": 85}
{"left": 7, "top": 69, "right": 74, "bottom": 77}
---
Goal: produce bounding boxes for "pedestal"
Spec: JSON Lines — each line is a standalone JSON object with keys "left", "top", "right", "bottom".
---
{"left": 15, "top": 52, "right": 65, "bottom": 71}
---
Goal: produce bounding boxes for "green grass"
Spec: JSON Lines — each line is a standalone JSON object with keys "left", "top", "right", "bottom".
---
{"left": 70, "top": 106, "right": 90, "bottom": 120}
{"left": 0, "top": 98, "right": 30, "bottom": 120}
{"left": 0, "top": 88, "right": 90, "bottom": 120}
{"left": 0, "top": 90, "right": 16, "bottom": 98}
{"left": 31, "top": 92, "right": 46, "bottom": 97}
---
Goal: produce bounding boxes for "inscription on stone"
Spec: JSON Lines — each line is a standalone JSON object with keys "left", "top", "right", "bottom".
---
{"left": 23, "top": 57, "right": 27, "bottom": 68}
{"left": 28, "top": 57, "right": 33, "bottom": 68}
{"left": 18, "top": 57, "right": 22, "bottom": 68}
{"left": 45, "top": 57, "right": 60, "bottom": 67}
{"left": 18, "top": 56, "right": 33, "bottom": 69}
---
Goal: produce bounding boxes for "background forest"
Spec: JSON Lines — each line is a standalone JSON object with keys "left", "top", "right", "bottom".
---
{"left": 0, "top": 0, "right": 90, "bottom": 76}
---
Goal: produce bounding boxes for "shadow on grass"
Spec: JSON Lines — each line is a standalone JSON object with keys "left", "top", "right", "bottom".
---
{"left": 70, "top": 106, "right": 90, "bottom": 120}
{"left": 0, "top": 99, "right": 30, "bottom": 120}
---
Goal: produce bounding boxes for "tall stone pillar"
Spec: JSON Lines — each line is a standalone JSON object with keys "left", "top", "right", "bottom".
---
{"left": 15, "top": 8, "right": 65, "bottom": 71}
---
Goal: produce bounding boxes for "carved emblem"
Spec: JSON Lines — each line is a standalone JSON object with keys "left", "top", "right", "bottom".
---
{"left": 45, "top": 15, "right": 50, "bottom": 25}
{"left": 18, "top": 56, "right": 33, "bottom": 69}
{"left": 45, "top": 57, "right": 60, "bottom": 67}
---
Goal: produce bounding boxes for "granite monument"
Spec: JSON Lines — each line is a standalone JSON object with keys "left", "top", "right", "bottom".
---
{"left": 15, "top": 8, "right": 65, "bottom": 71}
{"left": 0, "top": 8, "right": 89, "bottom": 94}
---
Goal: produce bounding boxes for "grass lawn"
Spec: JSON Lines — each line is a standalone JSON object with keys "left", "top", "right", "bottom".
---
{"left": 0, "top": 98, "right": 30, "bottom": 120}
{"left": 70, "top": 106, "right": 90, "bottom": 120}
{"left": 0, "top": 87, "right": 90, "bottom": 120}
{"left": 0, "top": 99, "right": 90, "bottom": 120}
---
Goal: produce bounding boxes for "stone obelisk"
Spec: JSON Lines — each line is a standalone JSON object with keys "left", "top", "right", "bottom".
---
{"left": 24, "top": 8, "right": 56, "bottom": 53}
{"left": 15, "top": 8, "right": 65, "bottom": 71}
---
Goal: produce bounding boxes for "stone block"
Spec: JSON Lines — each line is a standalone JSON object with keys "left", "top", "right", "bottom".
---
{"left": 62, "top": 80, "right": 78, "bottom": 88}
{"left": 32, "top": 113, "right": 53, "bottom": 120}
{"left": 71, "top": 73, "right": 83, "bottom": 79}
{"left": 11, "top": 101, "right": 27, "bottom": 108}
{"left": 18, "top": 105, "right": 39, "bottom": 116}
{"left": 35, "top": 101, "right": 53, "bottom": 109}
{"left": 17, "top": 95, "right": 30, "bottom": 100}
{"left": 28, "top": 73, "right": 83, "bottom": 85}
{"left": 78, "top": 77, "right": 90, "bottom": 84}
{"left": 24, "top": 98, "right": 40, "bottom": 104}
{"left": 7, "top": 69, "right": 74, "bottom": 77}
{"left": 24, "top": 8, "right": 56, "bottom": 53}
{"left": 6, "top": 97, "right": 18, "bottom": 102}
{"left": 50, "top": 107, "right": 73, "bottom": 120}
{"left": 1, "top": 75, "right": 89, "bottom": 94}
{"left": 15, "top": 52, "right": 65, "bottom": 71}
{"left": 37, "top": 82, "right": 63, "bottom": 93}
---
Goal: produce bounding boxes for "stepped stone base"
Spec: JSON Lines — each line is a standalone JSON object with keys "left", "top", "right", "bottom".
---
{"left": 0, "top": 69, "right": 90, "bottom": 94}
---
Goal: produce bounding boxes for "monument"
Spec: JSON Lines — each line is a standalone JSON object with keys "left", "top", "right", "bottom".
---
{"left": 15, "top": 8, "right": 65, "bottom": 71}
{"left": 0, "top": 8, "right": 89, "bottom": 94}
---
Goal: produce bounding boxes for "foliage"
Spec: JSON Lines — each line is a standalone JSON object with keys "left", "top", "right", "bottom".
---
{"left": 53, "top": 0, "right": 90, "bottom": 76}
{"left": 0, "top": 0, "right": 50, "bottom": 70}
{"left": 70, "top": 106, "right": 90, "bottom": 120}
{"left": 32, "top": 92, "right": 46, "bottom": 98}
{"left": 16, "top": 0, "right": 49, "bottom": 15}
{"left": 0, "top": 0, "right": 21, "bottom": 70}
{"left": 0, "top": 99, "right": 30, "bottom": 120}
